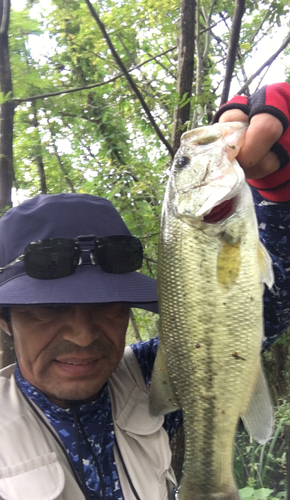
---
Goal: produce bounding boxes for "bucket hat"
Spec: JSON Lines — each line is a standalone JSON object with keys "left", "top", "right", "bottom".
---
{"left": 0, "top": 193, "right": 158, "bottom": 313}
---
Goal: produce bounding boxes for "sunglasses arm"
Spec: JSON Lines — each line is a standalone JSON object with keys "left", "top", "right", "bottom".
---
{"left": 0, "top": 254, "right": 25, "bottom": 273}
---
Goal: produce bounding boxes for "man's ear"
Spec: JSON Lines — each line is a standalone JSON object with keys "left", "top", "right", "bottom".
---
{"left": 0, "top": 309, "right": 12, "bottom": 336}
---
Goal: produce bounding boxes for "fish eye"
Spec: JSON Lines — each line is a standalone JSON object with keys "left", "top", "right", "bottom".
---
{"left": 176, "top": 156, "right": 190, "bottom": 168}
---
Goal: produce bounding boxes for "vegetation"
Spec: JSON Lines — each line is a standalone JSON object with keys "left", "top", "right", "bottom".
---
{"left": 235, "top": 400, "right": 290, "bottom": 499}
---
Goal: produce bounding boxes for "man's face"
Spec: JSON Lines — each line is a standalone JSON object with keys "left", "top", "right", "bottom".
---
{"left": 0, "top": 303, "right": 130, "bottom": 407}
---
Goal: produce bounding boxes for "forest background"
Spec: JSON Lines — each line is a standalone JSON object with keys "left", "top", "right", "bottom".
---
{"left": 0, "top": 0, "right": 290, "bottom": 403}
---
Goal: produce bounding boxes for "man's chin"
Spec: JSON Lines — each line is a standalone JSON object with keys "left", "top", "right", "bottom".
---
{"left": 44, "top": 387, "right": 102, "bottom": 408}
{"left": 38, "top": 375, "right": 104, "bottom": 407}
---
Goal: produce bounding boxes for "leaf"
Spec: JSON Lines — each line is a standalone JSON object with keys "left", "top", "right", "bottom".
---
{"left": 239, "top": 487, "right": 255, "bottom": 499}
{"left": 240, "top": 42, "right": 251, "bottom": 51}
{"left": 239, "top": 488, "right": 275, "bottom": 500}
{"left": 0, "top": 91, "right": 13, "bottom": 104}
{"left": 256, "top": 489, "right": 274, "bottom": 499}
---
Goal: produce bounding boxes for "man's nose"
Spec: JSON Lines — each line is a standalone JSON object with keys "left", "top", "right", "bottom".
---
{"left": 61, "top": 305, "right": 99, "bottom": 346}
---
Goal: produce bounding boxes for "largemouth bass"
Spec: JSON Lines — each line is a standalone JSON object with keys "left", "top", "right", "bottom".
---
{"left": 149, "top": 122, "right": 274, "bottom": 500}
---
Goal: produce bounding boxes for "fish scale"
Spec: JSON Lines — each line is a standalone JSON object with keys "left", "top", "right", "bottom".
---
{"left": 149, "top": 123, "right": 274, "bottom": 500}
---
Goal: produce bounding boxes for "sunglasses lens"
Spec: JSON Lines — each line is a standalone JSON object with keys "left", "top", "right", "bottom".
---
{"left": 94, "top": 235, "right": 143, "bottom": 274}
{"left": 24, "top": 239, "right": 80, "bottom": 279}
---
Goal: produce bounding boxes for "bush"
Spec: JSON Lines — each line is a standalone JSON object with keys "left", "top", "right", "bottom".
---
{"left": 235, "top": 401, "right": 290, "bottom": 499}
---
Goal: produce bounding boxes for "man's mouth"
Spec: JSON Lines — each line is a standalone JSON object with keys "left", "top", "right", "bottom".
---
{"left": 58, "top": 360, "right": 96, "bottom": 365}
{"left": 54, "top": 358, "right": 101, "bottom": 375}
{"left": 56, "top": 356, "right": 98, "bottom": 364}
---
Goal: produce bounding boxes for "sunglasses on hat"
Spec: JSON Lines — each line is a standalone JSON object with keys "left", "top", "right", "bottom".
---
{"left": 0, "top": 235, "right": 143, "bottom": 279}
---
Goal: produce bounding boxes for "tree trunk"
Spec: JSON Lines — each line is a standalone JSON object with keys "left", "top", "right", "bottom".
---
{"left": 171, "top": 0, "right": 195, "bottom": 154}
{"left": 0, "top": 0, "right": 14, "bottom": 210}
{"left": 220, "top": 0, "right": 245, "bottom": 105}
{"left": 31, "top": 101, "right": 47, "bottom": 194}
{"left": 129, "top": 309, "right": 142, "bottom": 342}
{"left": 0, "top": 0, "right": 15, "bottom": 368}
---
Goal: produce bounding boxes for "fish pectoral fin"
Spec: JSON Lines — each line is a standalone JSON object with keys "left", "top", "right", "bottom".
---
{"left": 149, "top": 344, "right": 180, "bottom": 416}
{"left": 258, "top": 240, "right": 274, "bottom": 289}
{"left": 241, "top": 362, "right": 274, "bottom": 444}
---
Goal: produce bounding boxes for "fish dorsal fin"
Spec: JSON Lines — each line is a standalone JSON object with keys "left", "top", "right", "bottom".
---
{"left": 149, "top": 344, "right": 180, "bottom": 416}
{"left": 258, "top": 240, "right": 274, "bottom": 289}
{"left": 241, "top": 362, "right": 274, "bottom": 444}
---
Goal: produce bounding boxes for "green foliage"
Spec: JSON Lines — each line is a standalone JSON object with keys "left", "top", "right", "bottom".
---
{"left": 262, "top": 328, "right": 290, "bottom": 405}
{"left": 10, "top": 0, "right": 290, "bottom": 203}
{"left": 0, "top": 91, "right": 13, "bottom": 104}
{"left": 239, "top": 487, "right": 278, "bottom": 500}
{"left": 7, "top": 0, "right": 290, "bottom": 339}
{"left": 126, "top": 310, "right": 159, "bottom": 344}
{"left": 235, "top": 402, "right": 290, "bottom": 499}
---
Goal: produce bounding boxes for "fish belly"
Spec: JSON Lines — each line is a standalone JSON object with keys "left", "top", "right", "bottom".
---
{"left": 158, "top": 205, "right": 263, "bottom": 500}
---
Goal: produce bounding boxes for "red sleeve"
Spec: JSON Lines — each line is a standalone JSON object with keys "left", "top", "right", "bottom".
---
{"left": 212, "top": 95, "right": 249, "bottom": 123}
{"left": 247, "top": 83, "right": 290, "bottom": 202}
{"left": 249, "top": 83, "right": 290, "bottom": 131}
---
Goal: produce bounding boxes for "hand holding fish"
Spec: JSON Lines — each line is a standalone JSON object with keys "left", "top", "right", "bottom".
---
{"left": 218, "top": 111, "right": 283, "bottom": 179}
{"left": 213, "top": 82, "right": 290, "bottom": 202}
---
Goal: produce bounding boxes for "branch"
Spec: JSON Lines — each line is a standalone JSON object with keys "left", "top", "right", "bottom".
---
{"left": 237, "top": 31, "right": 290, "bottom": 96}
{"left": 84, "top": 0, "right": 174, "bottom": 157}
{"left": 201, "top": 1, "right": 216, "bottom": 60}
{"left": 148, "top": 50, "right": 176, "bottom": 80}
{"left": 192, "top": 0, "right": 216, "bottom": 127}
{"left": 249, "top": 10, "right": 269, "bottom": 45}
{"left": 31, "top": 101, "right": 47, "bottom": 194}
{"left": 220, "top": 0, "right": 245, "bottom": 105}
{"left": 46, "top": 117, "right": 76, "bottom": 192}
{"left": 11, "top": 13, "right": 228, "bottom": 107}
{"left": 12, "top": 45, "right": 177, "bottom": 105}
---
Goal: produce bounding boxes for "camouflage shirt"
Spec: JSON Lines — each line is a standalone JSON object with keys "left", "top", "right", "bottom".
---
{"left": 252, "top": 189, "right": 290, "bottom": 350}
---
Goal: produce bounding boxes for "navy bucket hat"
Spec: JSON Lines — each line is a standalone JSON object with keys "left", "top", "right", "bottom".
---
{"left": 0, "top": 193, "right": 158, "bottom": 312}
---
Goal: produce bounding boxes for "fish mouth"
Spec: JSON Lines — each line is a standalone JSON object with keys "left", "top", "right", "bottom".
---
{"left": 203, "top": 197, "right": 236, "bottom": 224}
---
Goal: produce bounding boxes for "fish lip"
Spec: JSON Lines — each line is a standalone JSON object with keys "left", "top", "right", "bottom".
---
{"left": 203, "top": 197, "right": 236, "bottom": 224}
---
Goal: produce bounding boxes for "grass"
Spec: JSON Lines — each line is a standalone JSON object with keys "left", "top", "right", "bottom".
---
{"left": 235, "top": 401, "right": 290, "bottom": 500}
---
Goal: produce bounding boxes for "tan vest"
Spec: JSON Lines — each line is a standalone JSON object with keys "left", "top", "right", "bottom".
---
{"left": 0, "top": 347, "right": 177, "bottom": 500}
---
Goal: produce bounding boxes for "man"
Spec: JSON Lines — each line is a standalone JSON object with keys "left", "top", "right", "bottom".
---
{"left": 0, "top": 81, "right": 290, "bottom": 500}
{"left": 0, "top": 193, "right": 180, "bottom": 500}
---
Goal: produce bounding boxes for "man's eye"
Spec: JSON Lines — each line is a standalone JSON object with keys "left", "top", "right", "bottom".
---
{"left": 33, "top": 306, "right": 67, "bottom": 321}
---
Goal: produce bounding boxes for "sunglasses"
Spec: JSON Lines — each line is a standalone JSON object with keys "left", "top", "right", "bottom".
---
{"left": 0, "top": 235, "right": 143, "bottom": 280}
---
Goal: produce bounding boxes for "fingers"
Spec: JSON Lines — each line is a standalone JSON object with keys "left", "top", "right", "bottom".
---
{"left": 235, "top": 114, "right": 283, "bottom": 178}
{"left": 218, "top": 109, "right": 249, "bottom": 123}
{"left": 219, "top": 112, "right": 284, "bottom": 179}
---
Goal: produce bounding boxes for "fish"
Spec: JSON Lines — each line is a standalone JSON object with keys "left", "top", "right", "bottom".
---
{"left": 149, "top": 122, "right": 274, "bottom": 500}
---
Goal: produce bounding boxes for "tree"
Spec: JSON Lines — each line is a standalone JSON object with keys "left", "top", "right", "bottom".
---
{"left": 0, "top": 0, "right": 14, "bottom": 367}
{"left": 0, "top": 0, "right": 13, "bottom": 209}
{"left": 0, "top": 0, "right": 289, "bottom": 367}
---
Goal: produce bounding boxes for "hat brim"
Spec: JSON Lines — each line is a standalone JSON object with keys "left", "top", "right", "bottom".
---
{"left": 0, "top": 265, "right": 158, "bottom": 313}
